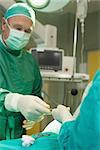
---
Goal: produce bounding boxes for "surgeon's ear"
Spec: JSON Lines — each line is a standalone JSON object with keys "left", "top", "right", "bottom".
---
{"left": 2, "top": 17, "right": 7, "bottom": 31}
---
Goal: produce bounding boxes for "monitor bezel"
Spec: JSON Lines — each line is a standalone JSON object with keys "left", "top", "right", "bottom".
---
{"left": 32, "top": 48, "right": 64, "bottom": 71}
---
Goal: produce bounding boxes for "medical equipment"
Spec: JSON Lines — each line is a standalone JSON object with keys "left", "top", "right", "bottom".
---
{"left": 72, "top": 0, "right": 88, "bottom": 75}
{"left": 26, "top": 0, "right": 50, "bottom": 9}
{"left": 32, "top": 20, "right": 57, "bottom": 48}
{"left": 23, "top": 0, "right": 72, "bottom": 13}
{"left": 32, "top": 48, "right": 64, "bottom": 71}
{"left": 62, "top": 56, "right": 76, "bottom": 75}
{"left": 77, "top": 0, "right": 88, "bottom": 23}
{"left": 32, "top": 47, "right": 77, "bottom": 76}
{"left": 76, "top": 0, "right": 88, "bottom": 65}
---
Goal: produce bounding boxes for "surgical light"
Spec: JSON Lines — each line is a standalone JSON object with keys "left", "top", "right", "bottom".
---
{"left": 26, "top": 0, "right": 71, "bottom": 13}
{"left": 26, "top": 0, "right": 50, "bottom": 8}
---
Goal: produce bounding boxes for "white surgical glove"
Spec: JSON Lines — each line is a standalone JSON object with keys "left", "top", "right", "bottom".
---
{"left": 52, "top": 105, "right": 74, "bottom": 123}
{"left": 5, "top": 93, "right": 50, "bottom": 121}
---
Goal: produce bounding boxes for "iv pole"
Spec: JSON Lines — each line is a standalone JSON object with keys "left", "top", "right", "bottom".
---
{"left": 72, "top": 0, "right": 88, "bottom": 76}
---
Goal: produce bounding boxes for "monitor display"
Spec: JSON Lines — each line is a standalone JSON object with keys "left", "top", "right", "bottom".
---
{"left": 32, "top": 49, "right": 63, "bottom": 71}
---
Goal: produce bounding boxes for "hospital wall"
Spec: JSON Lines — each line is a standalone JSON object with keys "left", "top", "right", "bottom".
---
{"left": 88, "top": 50, "right": 100, "bottom": 81}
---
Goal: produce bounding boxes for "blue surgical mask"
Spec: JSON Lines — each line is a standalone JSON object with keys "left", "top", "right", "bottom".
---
{"left": 5, "top": 21, "right": 31, "bottom": 50}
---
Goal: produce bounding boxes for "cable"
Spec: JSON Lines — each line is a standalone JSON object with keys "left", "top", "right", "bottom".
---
{"left": 42, "top": 90, "right": 61, "bottom": 108}
{"left": 80, "top": 20, "right": 85, "bottom": 65}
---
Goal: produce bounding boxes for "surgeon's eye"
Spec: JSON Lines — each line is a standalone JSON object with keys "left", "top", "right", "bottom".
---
{"left": 24, "top": 29, "right": 32, "bottom": 34}
{"left": 16, "top": 27, "right": 23, "bottom": 31}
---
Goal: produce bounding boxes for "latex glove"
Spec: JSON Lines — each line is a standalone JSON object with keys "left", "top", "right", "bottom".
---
{"left": 23, "top": 111, "right": 52, "bottom": 130}
{"left": 23, "top": 116, "right": 44, "bottom": 130}
{"left": 52, "top": 105, "right": 74, "bottom": 123}
{"left": 5, "top": 93, "right": 50, "bottom": 121}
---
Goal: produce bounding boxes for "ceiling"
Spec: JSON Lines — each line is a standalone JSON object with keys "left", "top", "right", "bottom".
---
{"left": 0, "top": 0, "right": 15, "bottom": 10}
{"left": 0, "top": 0, "right": 100, "bottom": 14}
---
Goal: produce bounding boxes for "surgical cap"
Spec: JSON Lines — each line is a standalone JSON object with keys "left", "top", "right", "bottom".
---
{"left": 4, "top": 3, "right": 35, "bottom": 27}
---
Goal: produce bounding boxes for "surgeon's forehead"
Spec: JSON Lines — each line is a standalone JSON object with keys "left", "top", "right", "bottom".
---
{"left": 8, "top": 15, "right": 33, "bottom": 29}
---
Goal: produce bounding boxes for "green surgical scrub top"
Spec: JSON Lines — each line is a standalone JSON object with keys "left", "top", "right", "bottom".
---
{"left": 0, "top": 37, "right": 42, "bottom": 140}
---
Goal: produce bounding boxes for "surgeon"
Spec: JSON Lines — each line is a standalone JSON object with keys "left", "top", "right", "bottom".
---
{"left": 0, "top": 3, "right": 50, "bottom": 140}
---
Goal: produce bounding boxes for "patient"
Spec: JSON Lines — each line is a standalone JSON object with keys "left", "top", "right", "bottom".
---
{"left": 0, "top": 70, "right": 100, "bottom": 150}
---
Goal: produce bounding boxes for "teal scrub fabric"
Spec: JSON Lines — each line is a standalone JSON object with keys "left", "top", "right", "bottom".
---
{"left": 0, "top": 132, "right": 60, "bottom": 150}
{"left": 58, "top": 70, "right": 100, "bottom": 150}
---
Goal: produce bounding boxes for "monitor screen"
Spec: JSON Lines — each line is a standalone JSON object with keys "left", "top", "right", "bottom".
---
{"left": 32, "top": 49, "right": 63, "bottom": 71}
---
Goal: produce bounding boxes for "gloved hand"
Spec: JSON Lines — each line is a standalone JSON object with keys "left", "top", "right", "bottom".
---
{"left": 52, "top": 105, "right": 74, "bottom": 123}
{"left": 22, "top": 116, "right": 44, "bottom": 130}
{"left": 5, "top": 93, "right": 50, "bottom": 121}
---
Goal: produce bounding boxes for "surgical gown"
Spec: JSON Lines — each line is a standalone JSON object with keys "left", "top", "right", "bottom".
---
{"left": 0, "top": 37, "right": 42, "bottom": 140}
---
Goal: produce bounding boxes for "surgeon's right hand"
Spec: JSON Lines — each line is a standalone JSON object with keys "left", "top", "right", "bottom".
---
{"left": 5, "top": 93, "right": 50, "bottom": 121}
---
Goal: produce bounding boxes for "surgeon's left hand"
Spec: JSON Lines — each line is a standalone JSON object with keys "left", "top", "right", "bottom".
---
{"left": 22, "top": 111, "right": 52, "bottom": 130}
{"left": 52, "top": 105, "right": 74, "bottom": 123}
{"left": 23, "top": 116, "right": 44, "bottom": 130}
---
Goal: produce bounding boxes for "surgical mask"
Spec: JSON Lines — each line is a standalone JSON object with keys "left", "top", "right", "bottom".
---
{"left": 5, "top": 21, "right": 31, "bottom": 50}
